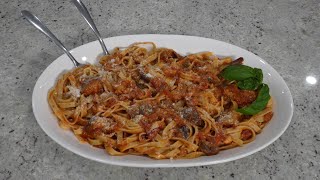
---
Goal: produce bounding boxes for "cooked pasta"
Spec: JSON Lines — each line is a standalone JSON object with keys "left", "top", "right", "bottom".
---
{"left": 48, "top": 42, "right": 273, "bottom": 159}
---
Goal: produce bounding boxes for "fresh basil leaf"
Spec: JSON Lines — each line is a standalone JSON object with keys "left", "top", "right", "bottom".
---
{"left": 237, "top": 77, "right": 259, "bottom": 90}
{"left": 220, "top": 65, "right": 264, "bottom": 89}
{"left": 221, "top": 65, "right": 255, "bottom": 81}
{"left": 237, "top": 84, "right": 270, "bottom": 115}
{"left": 254, "top": 68, "right": 263, "bottom": 84}
{"left": 237, "top": 68, "right": 263, "bottom": 90}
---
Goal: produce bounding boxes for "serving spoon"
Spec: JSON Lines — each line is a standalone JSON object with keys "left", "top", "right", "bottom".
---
{"left": 71, "top": 0, "right": 109, "bottom": 55}
{"left": 21, "top": 10, "right": 81, "bottom": 67}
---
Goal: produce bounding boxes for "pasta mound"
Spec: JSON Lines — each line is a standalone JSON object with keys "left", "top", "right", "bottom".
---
{"left": 48, "top": 42, "right": 273, "bottom": 159}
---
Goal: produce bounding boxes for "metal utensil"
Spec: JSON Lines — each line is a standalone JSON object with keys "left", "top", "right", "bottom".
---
{"left": 21, "top": 10, "right": 81, "bottom": 67}
{"left": 71, "top": 0, "right": 109, "bottom": 55}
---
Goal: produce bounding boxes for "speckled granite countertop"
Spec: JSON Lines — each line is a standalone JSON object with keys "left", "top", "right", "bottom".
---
{"left": 1, "top": 0, "right": 319, "bottom": 179}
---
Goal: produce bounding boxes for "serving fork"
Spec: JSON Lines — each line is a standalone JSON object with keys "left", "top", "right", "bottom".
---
{"left": 21, "top": 0, "right": 109, "bottom": 67}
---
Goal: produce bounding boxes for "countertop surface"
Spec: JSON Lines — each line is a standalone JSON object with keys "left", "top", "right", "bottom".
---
{"left": 1, "top": 0, "right": 319, "bottom": 179}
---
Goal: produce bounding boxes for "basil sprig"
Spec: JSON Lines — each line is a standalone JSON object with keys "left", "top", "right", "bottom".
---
{"left": 221, "top": 65, "right": 263, "bottom": 90}
{"left": 221, "top": 65, "right": 255, "bottom": 81}
{"left": 237, "top": 84, "right": 270, "bottom": 115}
{"left": 220, "top": 64, "right": 270, "bottom": 115}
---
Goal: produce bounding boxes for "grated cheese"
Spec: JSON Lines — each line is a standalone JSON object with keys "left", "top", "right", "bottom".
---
{"left": 67, "top": 86, "right": 80, "bottom": 98}
{"left": 145, "top": 73, "right": 153, "bottom": 78}
{"left": 98, "top": 68, "right": 108, "bottom": 77}
{"left": 109, "top": 59, "right": 115, "bottom": 63}
{"left": 154, "top": 67, "right": 161, "bottom": 72}
{"left": 132, "top": 115, "right": 144, "bottom": 123}
{"left": 90, "top": 116, "right": 115, "bottom": 130}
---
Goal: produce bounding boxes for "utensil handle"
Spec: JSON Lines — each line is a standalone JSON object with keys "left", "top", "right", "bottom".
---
{"left": 21, "top": 10, "right": 81, "bottom": 67}
{"left": 72, "top": 0, "right": 109, "bottom": 55}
